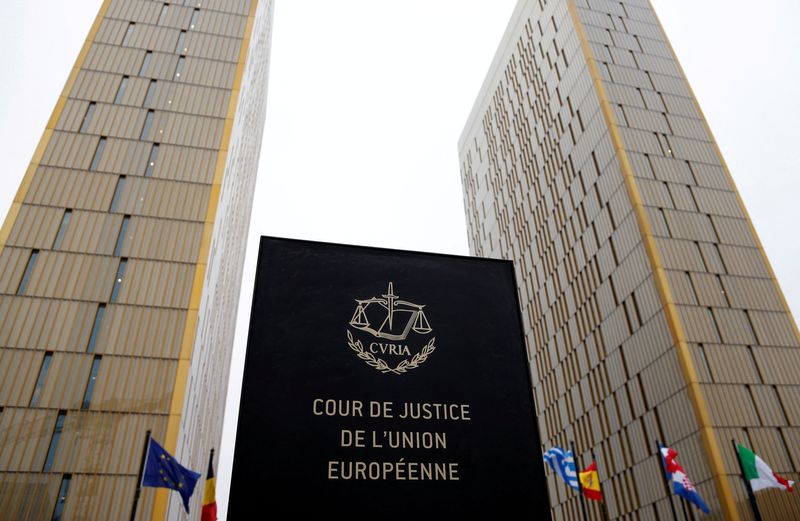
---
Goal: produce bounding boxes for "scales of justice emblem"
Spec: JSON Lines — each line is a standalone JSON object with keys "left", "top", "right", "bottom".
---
{"left": 346, "top": 282, "right": 436, "bottom": 375}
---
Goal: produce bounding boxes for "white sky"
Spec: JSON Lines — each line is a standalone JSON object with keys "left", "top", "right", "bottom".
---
{"left": 0, "top": 1, "right": 798, "bottom": 519}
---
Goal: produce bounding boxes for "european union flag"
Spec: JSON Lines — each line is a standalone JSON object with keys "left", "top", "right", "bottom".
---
{"left": 142, "top": 438, "right": 201, "bottom": 513}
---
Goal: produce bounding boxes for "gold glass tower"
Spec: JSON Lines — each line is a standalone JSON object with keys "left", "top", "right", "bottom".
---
{"left": 0, "top": 0, "right": 272, "bottom": 519}
{"left": 460, "top": 1, "right": 800, "bottom": 519}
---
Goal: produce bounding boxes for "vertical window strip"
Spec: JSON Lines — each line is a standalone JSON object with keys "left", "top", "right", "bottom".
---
{"left": 16, "top": 249, "right": 39, "bottom": 295}
{"left": 175, "top": 30, "right": 187, "bottom": 54}
{"left": 110, "top": 259, "right": 128, "bottom": 303}
{"left": 81, "top": 356, "right": 102, "bottom": 410}
{"left": 158, "top": 3, "right": 170, "bottom": 25}
{"left": 89, "top": 137, "right": 107, "bottom": 171}
{"left": 52, "top": 210, "right": 72, "bottom": 250}
{"left": 175, "top": 55, "right": 185, "bottom": 79}
{"left": 43, "top": 411, "right": 67, "bottom": 472}
{"left": 51, "top": 474, "right": 72, "bottom": 521}
{"left": 140, "top": 110, "right": 155, "bottom": 140}
{"left": 189, "top": 8, "right": 199, "bottom": 29}
{"left": 114, "top": 76, "right": 129, "bottom": 104}
{"left": 87, "top": 304, "right": 106, "bottom": 353}
{"left": 113, "top": 215, "right": 131, "bottom": 257}
{"left": 29, "top": 351, "right": 53, "bottom": 407}
{"left": 144, "top": 143, "right": 160, "bottom": 177}
{"left": 79, "top": 102, "right": 96, "bottom": 133}
{"left": 121, "top": 23, "right": 135, "bottom": 46}
{"left": 143, "top": 80, "right": 157, "bottom": 108}
{"left": 109, "top": 176, "right": 126, "bottom": 212}
{"left": 139, "top": 51, "right": 153, "bottom": 76}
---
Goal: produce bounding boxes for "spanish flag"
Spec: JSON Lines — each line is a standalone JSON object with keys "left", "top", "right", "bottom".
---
{"left": 201, "top": 450, "right": 216, "bottom": 521}
{"left": 579, "top": 462, "right": 602, "bottom": 501}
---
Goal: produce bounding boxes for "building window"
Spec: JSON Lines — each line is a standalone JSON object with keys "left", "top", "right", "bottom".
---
{"left": 139, "top": 51, "right": 153, "bottom": 76}
{"left": 89, "top": 137, "right": 107, "bottom": 171}
{"left": 110, "top": 259, "right": 128, "bottom": 303}
{"left": 30, "top": 351, "right": 53, "bottom": 407}
{"left": 175, "top": 55, "right": 185, "bottom": 79}
{"left": 113, "top": 215, "right": 131, "bottom": 257}
{"left": 143, "top": 80, "right": 157, "bottom": 108}
{"left": 81, "top": 356, "right": 102, "bottom": 410}
{"left": 189, "top": 8, "right": 199, "bottom": 29}
{"left": 140, "top": 110, "right": 155, "bottom": 140}
{"left": 158, "top": 3, "right": 170, "bottom": 25}
{"left": 109, "top": 176, "right": 125, "bottom": 212}
{"left": 17, "top": 249, "right": 39, "bottom": 295}
{"left": 121, "top": 22, "right": 135, "bottom": 46}
{"left": 114, "top": 76, "right": 129, "bottom": 104}
{"left": 43, "top": 411, "right": 66, "bottom": 472}
{"left": 79, "top": 102, "right": 96, "bottom": 133}
{"left": 87, "top": 304, "right": 106, "bottom": 354}
{"left": 51, "top": 474, "right": 72, "bottom": 521}
{"left": 52, "top": 210, "right": 72, "bottom": 250}
{"left": 144, "top": 143, "right": 159, "bottom": 177}
{"left": 175, "top": 30, "right": 187, "bottom": 54}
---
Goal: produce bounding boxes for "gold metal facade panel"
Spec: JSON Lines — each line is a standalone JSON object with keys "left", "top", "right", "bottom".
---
{"left": 0, "top": 349, "right": 42, "bottom": 406}
{"left": 122, "top": 217, "right": 203, "bottom": 263}
{"left": 114, "top": 177, "right": 210, "bottom": 221}
{"left": 5, "top": 205, "right": 64, "bottom": 250}
{"left": 0, "top": 0, "right": 270, "bottom": 518}
{"left": 90, "top": 356, "right": 176, "bottom": 413}
{"left": 149, "top": 144, "right": 217, "bottom": 183}
{"left": 36, "top": 352, "right": 95, "bottom": 409}
{"left": 0, "top": 247, "right": 34, "bottom": 293}
{"left": 25, "top": 167, "right": 118, "bottom": 211}
{"left": 0, "top": 408, "right": 59, "bottom": 471}
{"left": 0, "top": 297, "right": 97, "bottom": 353}
{"left": 66, "top": 474, "right": 154, "bottom": 521}
{"left": 58, "top": 211, "right": 124, "bottom": 256}
{"left": 115, "top": 259, "right": 194, "bottom": 308}
{"left": 98, "top": 305, "right": 186, "bottom": 358}
{"left": 23, "top": 250, "right": 119, "bottom": 301}
{"left": 460, "top": 0, "right": 800, "bottom": 518}
{"left": 0, "top": 472, "right": 62, "bottom": 519}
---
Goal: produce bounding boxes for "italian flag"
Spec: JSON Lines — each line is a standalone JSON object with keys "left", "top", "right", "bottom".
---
{"left": 737, "top": 444, "right": 794, "bottom": 492}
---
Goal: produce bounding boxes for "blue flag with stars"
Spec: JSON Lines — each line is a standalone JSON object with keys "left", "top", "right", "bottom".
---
{"left": 142, "top": 437, "right": 201, "bottom": 513}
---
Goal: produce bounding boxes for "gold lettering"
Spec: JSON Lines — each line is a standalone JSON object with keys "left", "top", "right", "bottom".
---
{"left": 340, "top": 429, "right": 365, "bottom": 448}
{"left": 369, "top": 401, "right": 393, "bottom": 418}
{"left": 312, "top": 399, "right": 364, "bottom": 417}
{"left": 327, "top": 460, "right": 459, "bottom": 481}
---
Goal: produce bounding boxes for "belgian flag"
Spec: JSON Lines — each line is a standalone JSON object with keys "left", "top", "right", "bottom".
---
{"left": 201, "top": 449, "right": 217, "bottom": 521}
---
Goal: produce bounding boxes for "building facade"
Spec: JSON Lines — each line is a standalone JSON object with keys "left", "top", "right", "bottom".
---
{"left": 0, "top": 0, "right": 272, "bottom": 519}
{"left": 460, "top": 1, "right": 800, "bottom": 519}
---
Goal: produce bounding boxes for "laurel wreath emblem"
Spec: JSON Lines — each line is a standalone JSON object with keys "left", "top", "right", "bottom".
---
{"left": 346, "top": 330, "right": 436, "bottom": 375}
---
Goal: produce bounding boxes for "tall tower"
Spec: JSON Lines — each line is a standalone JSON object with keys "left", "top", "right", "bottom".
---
{"left": 0, "top": 0, "right": 272, "bottom": 519}
{"left": 460, "top": 1, "right": 799, "bottom": 519}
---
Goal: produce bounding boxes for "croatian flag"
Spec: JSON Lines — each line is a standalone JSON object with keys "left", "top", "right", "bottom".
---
{"left": 659, "top": 443, "right": 710, "bottom": 514}
{"left": 543, "top": 447, "right": 580, "bottom": 490}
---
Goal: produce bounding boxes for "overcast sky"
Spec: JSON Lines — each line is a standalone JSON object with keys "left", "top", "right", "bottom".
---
{"left": 1, "top": 1, "right": 798, "bottom": 519}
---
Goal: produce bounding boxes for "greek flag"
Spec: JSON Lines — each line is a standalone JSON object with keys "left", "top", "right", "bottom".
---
{"left": 543, "top": 447, "right": 580, "bottom": 490}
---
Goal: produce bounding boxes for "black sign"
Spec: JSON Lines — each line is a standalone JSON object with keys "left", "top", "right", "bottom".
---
{"left": 228, "top": 237, "right": 550, "bottom": 519}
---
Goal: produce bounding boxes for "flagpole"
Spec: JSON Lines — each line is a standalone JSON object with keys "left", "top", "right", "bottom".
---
{"left": 571, "top": 442, "right": 590, "bottom": 521}
{"left": 655, "top": 440, "right": 680, "bottom": 521}
{"left": 590, "top": 448, "right": 609, "bottom": 521}
{"left": 680, "top": 496, "right": 691, "bottom": 521}
{"left": 732, "top": 439, "right": 763, "bottom": 521}
{"left": 130, "top": 429, "right": 151, "bottom": 521}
